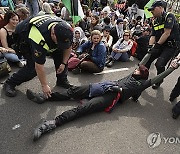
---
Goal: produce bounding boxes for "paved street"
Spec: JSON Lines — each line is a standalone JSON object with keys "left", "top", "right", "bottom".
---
{"left": 0, "top": 57, "right": 179, "bottom": 154}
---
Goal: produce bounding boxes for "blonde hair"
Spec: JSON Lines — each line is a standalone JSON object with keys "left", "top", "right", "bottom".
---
{"left": 42, "top": 2, "right": 53, "bottom": 14}
{"left": 91, "top": 30, "right": 101, "bottom": 38}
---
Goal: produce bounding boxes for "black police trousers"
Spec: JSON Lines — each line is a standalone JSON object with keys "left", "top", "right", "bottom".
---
{"left": 46, "top": 86, "right": 118, "bottom": 126}
{"left": 5, "top": 50, "right": 68, "bottom": 87}
{"left": 170, "top": 76, "right": 180, "bottom": 100}
{"left": 145, "top": 46, "right": 175, "bottom": 75}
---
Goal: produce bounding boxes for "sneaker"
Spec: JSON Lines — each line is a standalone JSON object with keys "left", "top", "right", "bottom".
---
{"left": 33, "top": 120, "right": 56, "bottom": 141}
{"left": 106, "top": 60, "right": 114, "bottom": 68}
{"left": 18, "top": 60, "right": 26, "bottom": 68}
{"left": 105, "top": 57, "right": 112, "bottom": 66}
{"left": 3, "top": 82, "right": 17, "bottom": 97}
{"left": 26, "top": 89, "right": 46, "bottom": 104}
{"left": 72, "top": 67, "right": 81, "bottom": 75}
{"left": 57, "top": 80, "right": 73, "bottom": 89}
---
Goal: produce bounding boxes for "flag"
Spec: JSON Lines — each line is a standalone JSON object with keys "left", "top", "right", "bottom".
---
{"left": 8, "top": 0, "right": 15, "bottom": 11}
{"left": 144, "top": 0, "right": 155, "bottom": 18}
{"left": 62, "top": 0, "right": 85, "bottom": 25}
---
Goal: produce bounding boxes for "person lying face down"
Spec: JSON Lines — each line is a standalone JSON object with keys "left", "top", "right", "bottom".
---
{"left": 27, "top": 62, "right": 179, "bottom": 141}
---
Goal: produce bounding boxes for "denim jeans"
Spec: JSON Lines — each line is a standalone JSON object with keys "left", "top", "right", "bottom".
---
{"left": 26, "top": 0, "right": 39, "bottom": 16}
{"left": 3, "top": 53, "right": 20, "bottom": 63}
{"left": 111, "top": 51, "right": 129, "bottom": 62}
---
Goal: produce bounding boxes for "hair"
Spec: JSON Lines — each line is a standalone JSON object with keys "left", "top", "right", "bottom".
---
{"left": 42, "top": 2, "right": 53, "bottom": 14}
{"left": 91, "top": 30, "right": 101, "bottom": 38}
{"left": 4, "top": 10, "right": 19, "bottom": 24}
{"left": 103, "top": 16, "right": 111, "bottom": 25}
{"left": 15, "top": 7, "right": 30, "bottom": 20}
{"left": 91, "top": 15, "right": 99, "bottom": 25}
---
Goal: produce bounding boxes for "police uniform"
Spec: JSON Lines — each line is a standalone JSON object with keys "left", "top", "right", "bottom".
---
{"left": 145, "top": 11, "right": 180, "bottom": 87}
{"left": 4, "top": 15, "right": 73, "bottom": 97}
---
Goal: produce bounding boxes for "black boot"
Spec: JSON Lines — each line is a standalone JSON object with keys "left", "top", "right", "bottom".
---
{"left": 57, "top": 79, "right": 73, "bottom": 89}
{"left": 26, "top": 89, "right": 46, "bottom": 104}
{"left": 3, "top": 82, "right": 17, "bottom": 97}
{"left": 33, "top": 120, "right": 56, "bottom": 141}
{"left": 172, "top": 102, "right": 180, "bottom": 119}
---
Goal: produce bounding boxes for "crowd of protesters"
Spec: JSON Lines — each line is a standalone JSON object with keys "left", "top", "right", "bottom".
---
{"left": 0, "top": 0, "right": 179, "bottom": 121}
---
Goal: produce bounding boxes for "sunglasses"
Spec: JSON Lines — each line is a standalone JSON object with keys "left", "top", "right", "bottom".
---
{"left": 124, "top": 35, "right": 130, "bottom": 37}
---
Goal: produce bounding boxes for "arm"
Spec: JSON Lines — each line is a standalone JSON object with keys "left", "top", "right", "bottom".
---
{"left": 157, "top": 28, "right": 171, "bottom": 45}
{"left": 35, "top": 62, "right": 51, "bottom": 98}
{"left": 118, "top": 41, "right": 133, "bottom": 53}
{"left": 76, "top": 41, "right": 89, "bottom": 54}
{"left": 57, "top": 46, "right": 72, "bottom": 74}
{"left": 149, "top": 36, "right": 155, "bottom": 45}
{"left": 0, "top": 28, "right": 15, "bottom": 53}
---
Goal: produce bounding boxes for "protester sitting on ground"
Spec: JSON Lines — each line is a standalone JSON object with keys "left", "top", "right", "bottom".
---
{"left": 101, "top": 25, "right": 113, "bottom": 55}
{"left": 72, "top": 27, "right": 88, "bottom": 51}
{"left": 0, "top": 10, "right": 25, "bottom": 67}
{"left": 110, "top": 18, "right": 124, "bottom": 46}
{"left": 106, "top": 30, "right": 133, "bottom": 67}
{"left": 89, "top": 15, "right": 102, "bottom": 32}
{"left": 136, "top": 27, "right": 151, "bottom": 61}
{"left": 100, "top": 16, "right": 112, "bottom": 29}
{"left": 38, "top": 2, "right": 54, "bottom": 15}
{"left": 15, "top": 7, "right": 30, "bottom": 22}
{"left": 71, "top": 30, "right": 106, "bottom": 74}
{"left": 27, "top": 59, "right": 180, "bottom": 141}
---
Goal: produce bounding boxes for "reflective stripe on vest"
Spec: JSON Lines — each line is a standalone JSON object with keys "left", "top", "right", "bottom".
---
{"left": 29, "top": 26, "right": 49, "bottom": 51}
{"left": 154, "top": 24, "right": 164, "bottom": 30}
{"left": 153, "top": 12, "right": 171, "bottom": 31}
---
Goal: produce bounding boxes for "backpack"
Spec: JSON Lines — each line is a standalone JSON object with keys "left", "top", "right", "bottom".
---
{"left": 0, "top": 0, "right": 8, "bottom": 7}
{"left": 0, "top": 57, "right": 11, "bottom": 78}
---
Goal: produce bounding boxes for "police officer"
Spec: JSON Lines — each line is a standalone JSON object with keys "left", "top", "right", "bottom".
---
{"left": 3, "top": 15, "right": 73, "bottom": 98}
{"left": 145, "top": 0, "right": 180, "bottom": 89}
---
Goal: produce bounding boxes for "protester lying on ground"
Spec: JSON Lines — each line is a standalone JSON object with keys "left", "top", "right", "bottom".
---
{"left": 27, "top": 58, "right": 180, "bottom": 141}
{"left": 106, "top": 30, "right": 133, "bottom": 67}
{"left": 71, "top": 30, "right": 106, "bottom": 74}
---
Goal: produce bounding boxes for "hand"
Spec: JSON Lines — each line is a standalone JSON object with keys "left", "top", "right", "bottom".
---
{"left": 42, "top": 85, "right": 52, "bottom": 98}
{"left": 57, "top": 64, "right": 65, "bottom": 74}
{"left": 170, "top": 59, "right": 180, "bottom": 69}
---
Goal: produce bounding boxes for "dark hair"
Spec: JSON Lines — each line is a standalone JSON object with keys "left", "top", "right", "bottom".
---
{"left": 103, "top": 16, "right": 111, "bottom": 25}
{"left": 91, "top": 15, "right": 99, "bottom": 25}
{"left": 4, "top": 10, "right": 19, "bottom": 24}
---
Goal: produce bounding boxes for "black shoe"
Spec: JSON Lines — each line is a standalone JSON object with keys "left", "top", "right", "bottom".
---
{"left": 26, "top": 89, "right": 46, "bottom": 104}
{"left": 172, "top": 113, "right": 179, "bottom": 119}
{"left": 106, "top": 60, "right": 114, "bottom": 68}
{"left": 3, "top": 82, "right": 17, "bottom": 97}
{"left": 33, "top": 120, "right": 56, "bottom": 141}
{"left": 105, "top": 58, "right": 112, "bottom": 66}
{"left": 169, "top": 97, "right": 176, "bottom": 102}
{"left": 57, "top": 80, "right": 73, "bottom": 89}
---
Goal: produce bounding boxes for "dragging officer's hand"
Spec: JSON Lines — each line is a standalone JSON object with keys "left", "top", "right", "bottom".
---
{"left": 170, "top": 58, "right": 180, "bottom": 69}
{"left": 148, "top": 43, "right": 161, "bottom": 54}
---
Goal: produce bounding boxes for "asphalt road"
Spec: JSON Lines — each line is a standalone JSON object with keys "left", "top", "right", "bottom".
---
{"left": 0, "top": 57, "right": 179, "bottom": 154}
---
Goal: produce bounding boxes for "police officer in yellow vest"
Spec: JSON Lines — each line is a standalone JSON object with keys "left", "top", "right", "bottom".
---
{"left": 3, "top": 15, "right": 73, "bottom": 98}
{"left": 145, "top": 0, "right": 180, "bottom": 89}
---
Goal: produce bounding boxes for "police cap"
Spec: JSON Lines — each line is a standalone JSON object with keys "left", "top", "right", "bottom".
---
{"left": 148, "top": 0, "right": 165, "bottom": 11}
{"left": 54, "top": 22, "right": 73, "bottom": 50}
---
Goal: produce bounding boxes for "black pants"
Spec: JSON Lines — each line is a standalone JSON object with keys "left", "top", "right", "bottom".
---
{"left": 6, "top": 49, "right": 68, "bottom": 87}
{"left": 170, "top": 76, "right": 180, "bottom": 100}
{"left": 145, "top": 46, "right": 175, "bottom": 76}
{"left": 46, "top": 86, "right": 118, "bottom": 126}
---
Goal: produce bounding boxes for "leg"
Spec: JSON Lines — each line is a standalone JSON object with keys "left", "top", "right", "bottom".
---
{"left": 26, "top": 85, "right": 90, "bottom": 103}
{"left": 153, "top": 47, "right": 175, "bottom": 89}
{"left": 51, "top": 50, "right": 71, "bottom": 88}
{"left": 33, "top": 92, "right": 118, "bottom": 141}
{"left": 80, "top": 61, "right": 103, "bottom": 73}
{"left": 172, "top": 101, "right": 180, "bottom": 119}
{"left": 170, "top": 76, "right": 180, "bottom": 102}
{"left": 4, "top": 55, "right": 36, "bottom": 97}
{"left": 119, "top": 52, "right": 129, "bottom": 62}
